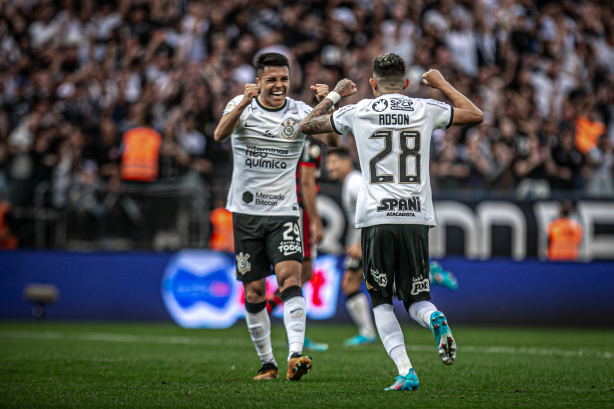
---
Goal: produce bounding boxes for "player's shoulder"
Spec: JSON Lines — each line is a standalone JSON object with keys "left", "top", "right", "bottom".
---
{"left": 285, "top": 97, "right": 312, "bottom": 113}
{"left": 223, "top": 94, "right": 247, "bottom": 112}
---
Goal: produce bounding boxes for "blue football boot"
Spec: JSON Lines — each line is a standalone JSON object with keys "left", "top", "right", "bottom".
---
{"left": 385, "top": 368, "right": 419, "bottom": 391}
{"left": 430, "top": 311, "right": 456, "bottom": 365}
{"left": 343, "top": 334, "right": 377, "bottom": 346}
{"left": 303, "top": 336, "right": 329, "bottom": 352}
{"left": 429, "top": 261, "right": 458, "bottom": 291}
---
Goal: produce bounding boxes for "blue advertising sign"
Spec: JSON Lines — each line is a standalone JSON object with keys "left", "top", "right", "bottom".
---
{"left": 161, "top": 250, "right": 241, "bottom": 328}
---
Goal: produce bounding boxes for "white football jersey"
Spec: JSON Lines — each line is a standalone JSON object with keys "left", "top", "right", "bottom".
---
{"left": 331, "top": 93, "right": 453, "bottom": 228}
{"left": 223, "top": 96, "right": 312, "bottom": 217}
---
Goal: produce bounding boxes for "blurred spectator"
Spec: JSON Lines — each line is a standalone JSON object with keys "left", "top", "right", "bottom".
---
{"left": 585, "top": 134, "right": 614, "bottom": 197}
{"left": 120, "top": 106, "right": 161, "bottom": 183}
{"left": 547, "top": 199, "right": 583, "bottom": 261}
{"left": 0, "top": 191, "right": 17, "bottom": 249}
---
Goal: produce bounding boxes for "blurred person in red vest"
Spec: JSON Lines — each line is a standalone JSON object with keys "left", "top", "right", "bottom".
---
{"left": 120, "top": 104, "right": 161, "bottom": 182}
{"left": 547, "top": 200, "right": 583, "bottom": 261}
{"left": 209, "top": 198, "right": 234, "bottom": 253}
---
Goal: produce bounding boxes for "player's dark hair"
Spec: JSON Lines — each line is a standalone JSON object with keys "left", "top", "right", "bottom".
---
{"left": 327, "top": 147, "right": 352, "bottom": 160}
{"left": 373, "top": 53, "right": 406, "bottom": 89}
{"left": 255, "top": 52, "right": 289, "bottom": 75}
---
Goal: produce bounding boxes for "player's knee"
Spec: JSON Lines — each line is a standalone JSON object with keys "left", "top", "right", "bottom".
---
{"left": 245, "top": 300, "right": 267, "bottom": 313}
{"left": 368, "top": 289, "right": 393, "bottom": 308}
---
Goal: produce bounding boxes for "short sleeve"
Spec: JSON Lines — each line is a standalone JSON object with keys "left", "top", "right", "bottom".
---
{"left": 425, "top": 99, "right": 454, "bottom": 130}
{"left": 331, "top": 104, "right": 357, "bottom": 135}
{"left": 222, "top": 95, "right": 245, "bottom": 116}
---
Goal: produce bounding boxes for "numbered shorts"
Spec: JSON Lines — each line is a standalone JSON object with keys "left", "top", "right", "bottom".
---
{"left": 233, "top": 213, "right": 303, "bottom": 282}
{"left": 299, "top": 208, "right": 317, "bottom": 260}
{"left": 361, "top": 224, "right": 431, "bottom": 304}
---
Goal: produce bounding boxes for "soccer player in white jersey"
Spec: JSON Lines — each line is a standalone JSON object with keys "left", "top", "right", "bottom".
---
{"left": 213, "top": 53, "right": 338, "bottom": 382}
{"left": 300, "top": 53, "right": 483, "bottom": 390}
{"left": 325, "top": 147, "right": 377, "bottom": 346}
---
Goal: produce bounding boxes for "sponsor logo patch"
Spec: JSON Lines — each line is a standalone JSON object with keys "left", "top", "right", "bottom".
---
{"left": 225, "top": 101, "right": 237, "bottom": 111}
{"left": 389, "top": 97, "right": 414, "bottom": 111}
{"left": 255, "top": 192, "right": 285, "bottom": 207}
{"left": 371, "top": 268, "right": 387, "bottom": 287}
{"left": 376, "top": 197, "right": 422, "bottom": 213}
{"left": 278, "top": 240, "right": 302, "bottom": 256}
{"left": 411, "top": 275, "right": 430, "bottom": 295}
{"left": 372, "top": 99, "right": 388, "bottom": 112}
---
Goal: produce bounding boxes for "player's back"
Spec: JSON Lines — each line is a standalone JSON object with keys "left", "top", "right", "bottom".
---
{"left": 331, "top": 93, "right": 453, "bottom": 228}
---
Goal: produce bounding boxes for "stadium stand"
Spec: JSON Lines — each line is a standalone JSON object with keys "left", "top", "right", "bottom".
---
{"left": 0, "top": 0, "right": 612, "bottom": 249}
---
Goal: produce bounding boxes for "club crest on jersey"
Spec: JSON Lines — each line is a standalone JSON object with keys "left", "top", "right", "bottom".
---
{"left": 411, "top": 275, "right": 430, "bottom": 295}
{"left": 371, "top": 268, "right": 387, "bottom": 287}
{"left": 236, "top": 252, "right": 251, "bottom": 275}
{"left": 372, "top": 99, "right": 388, "bottom": 112}
{"left": 281, "top": 119, "right": 298, "bottom": 140}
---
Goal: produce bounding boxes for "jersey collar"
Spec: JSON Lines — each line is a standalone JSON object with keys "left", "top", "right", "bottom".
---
{"left": 256, "top": 96, "right": 287, "bottom": 112}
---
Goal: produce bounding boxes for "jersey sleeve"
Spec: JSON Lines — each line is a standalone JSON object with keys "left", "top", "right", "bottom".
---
{"left": 425, "top": 99, "right": 454, "bottom": 130}
{"left": 222, "top": 95, "right": 245, "bottom": 116}
{"left": 330, "top": 104, "right": 357, "bottom": 135}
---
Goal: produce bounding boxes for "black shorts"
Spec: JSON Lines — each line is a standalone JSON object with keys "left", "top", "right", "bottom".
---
{"left": 361, "top": 224, "right": 431, "bottom": 304}
{"left": 233, "top": 213, "right": 303, "bottom": 282}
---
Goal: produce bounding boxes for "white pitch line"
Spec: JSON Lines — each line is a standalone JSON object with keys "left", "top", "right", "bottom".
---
{"left": 0, "top": 330, "right": 612, "bottom": 359}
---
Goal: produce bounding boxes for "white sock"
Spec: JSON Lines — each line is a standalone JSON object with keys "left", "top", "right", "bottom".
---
{"left": 409, "top": 301, "right": 438, "bottom": 328}
{"left": 245, "top": 308, "right": 277, "bottom": 367}
{"left": 283, "top": 295, "right": 306, "bottom": 360}
{"left": 346, "top": 292, "right": 376, "bottom": 338}
{"left": 373, "top": 304, "right": 412, "bottom": 376}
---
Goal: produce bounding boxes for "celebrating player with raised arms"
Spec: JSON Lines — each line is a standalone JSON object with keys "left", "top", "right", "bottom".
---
{"left": 214, "top": 52, "right": 338, "bottom": 382}
{"left": 300, "top": 53, "right": 483, "bottom": 390}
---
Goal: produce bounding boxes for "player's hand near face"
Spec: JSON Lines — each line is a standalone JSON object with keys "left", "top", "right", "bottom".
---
{"left": 333, "top": 79, "right": 358, "bottom": 98}
{"left": 242, "top": 83, "right": 260, "bottom": 106}
{"left": 310, "top": 83, "right": 330, "bottom": 103}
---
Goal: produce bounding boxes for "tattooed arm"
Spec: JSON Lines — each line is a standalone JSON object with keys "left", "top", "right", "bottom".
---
{"left": 300, "top": 79, "right": 357, "bottom": 146}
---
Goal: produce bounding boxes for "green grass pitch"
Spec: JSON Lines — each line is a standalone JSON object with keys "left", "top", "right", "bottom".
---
{"left": 1, "top": 321, "right": 613, "bottom": 408}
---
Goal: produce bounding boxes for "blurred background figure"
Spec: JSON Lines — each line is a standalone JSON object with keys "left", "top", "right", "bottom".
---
{"left": 547, "top": 200, "right": 584, "bottom": 261}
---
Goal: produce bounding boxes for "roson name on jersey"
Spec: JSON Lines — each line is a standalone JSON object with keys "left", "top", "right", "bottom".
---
{"left": 377, "top": 197, "right": 421, "bottom": 217}
{"left": 378, "top": 114, "right": 411, "bottom": 126}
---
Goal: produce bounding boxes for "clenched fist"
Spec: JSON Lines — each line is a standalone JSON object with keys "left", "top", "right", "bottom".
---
{"left": 243, "top": 83, "right": 259, "bottom": 104}
{"left": 310, "top": 83, "right": 330, "bottom": 102}
{"left": 422, "top": 69, "right": 448, "bottom": 90}
{"left": 333, "top": 79, "right": 358, "bottom": 98}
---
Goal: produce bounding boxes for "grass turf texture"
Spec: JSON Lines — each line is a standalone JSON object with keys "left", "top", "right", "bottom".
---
{"left": 1, "top": 322, "right": 613, "bottom": 409}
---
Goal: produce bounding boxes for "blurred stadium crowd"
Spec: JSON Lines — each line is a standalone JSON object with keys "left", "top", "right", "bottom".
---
{"left": 0, "top": 0, "right": 613, "bottom": 247}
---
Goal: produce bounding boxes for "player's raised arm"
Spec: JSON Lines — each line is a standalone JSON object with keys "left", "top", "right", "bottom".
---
{"left": 422, "top": 69, "right": 484, "bottom": 126}
{"left": 213, "top": 83, "right": 259, "bottom": 142}
{"left": 299, "top": 79, "right": 357, "bottom": 145}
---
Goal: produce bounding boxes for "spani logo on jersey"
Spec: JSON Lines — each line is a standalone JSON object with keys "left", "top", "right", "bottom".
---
{"left": 162, "top": 250, "right": 242, "bottom": 328}
{"left": 376, "top": 197, "right": 421, "bottom": 217}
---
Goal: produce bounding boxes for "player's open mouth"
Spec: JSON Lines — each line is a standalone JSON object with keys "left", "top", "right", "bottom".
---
{"left": 271, "top": 91, "right": 284, "bottom": 96}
